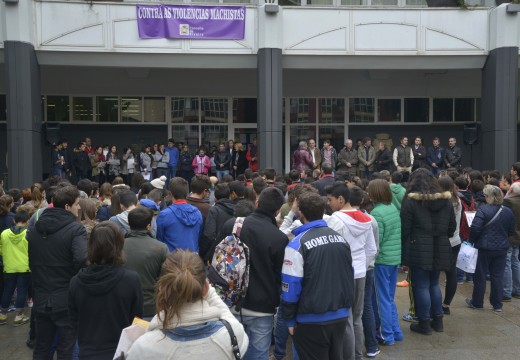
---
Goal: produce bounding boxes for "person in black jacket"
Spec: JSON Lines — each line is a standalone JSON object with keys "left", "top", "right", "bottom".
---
{"left": 74, "top": 142, "right": 92, "bottom": 181}
{"left": 444, "top": 137, "right": 462, "bottom": 171}
{"left": 27, "top": 186, "right": 88, "bottom": 359}
{"left": 214, "top": 143, "right": 232, "bottom": 182}
{"left": 374, "top": 142, "right": 392, "bottom": 172}
{"left": 232, "top": 142, "right": 248, "bottom": 178}
{"left": 412, "top": 136, "right": 427, "bottom": 171}
{"left": 69, "top": 221, "right": 143, "bottom": 360}
{"left": 314, "top": 163, "right": 335, "bottom": 196}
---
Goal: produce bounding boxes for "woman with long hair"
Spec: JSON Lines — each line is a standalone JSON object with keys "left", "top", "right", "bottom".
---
{"left": 0, "top": 195, "right": 15, "bottom": 233}
{"left": 106, "top": 146, "right": 121, "bottom": 184}
{"left": 127, "top": 250, "right": 248, "bottom": 360}
{"left": 232, "top": 142, "right": 248, "bottom": 179}
{"left": 91, "top": 146, "right": 106, "bottom": 186}
{"left": 26, "top": 183, "right": 47, "bottom": 210}
{"left": 69, "top": 222, "right": 143, "bottom": 360}
{"left": 121, "top": 146, "right": 136, "bottom": 186}
{"left": 400, "top": 169, "right": 455, "bottom": 335}
{"left": 78, "top": 199, "right": 98, "bottom": 237}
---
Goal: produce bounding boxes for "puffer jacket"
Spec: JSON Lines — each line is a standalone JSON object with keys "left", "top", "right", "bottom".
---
{"left": 470, "top": 204, "right": 515, "bottom": 251}
{"left": 400, "top": 192, "right": 456, "bottom": 271}
{"left": 371, "top": 203, "right": 401, "bottom": 266}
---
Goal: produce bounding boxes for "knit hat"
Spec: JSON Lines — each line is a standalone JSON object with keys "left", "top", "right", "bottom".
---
{"left": 151, "top": 176, "right": 166, "bottom": 189}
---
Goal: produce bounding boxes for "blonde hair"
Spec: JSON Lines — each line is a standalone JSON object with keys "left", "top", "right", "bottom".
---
{"left": 235, "top": 142, "right": 243, "bottom": 152}
{"left": 483, "top": 184, "right": 503, "bottom": 205}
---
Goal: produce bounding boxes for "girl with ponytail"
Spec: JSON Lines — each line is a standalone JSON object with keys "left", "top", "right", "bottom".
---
{"left": 127, "top": 250, "right": 249, "bottom": 360}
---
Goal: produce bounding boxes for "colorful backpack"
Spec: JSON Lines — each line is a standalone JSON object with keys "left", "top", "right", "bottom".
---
{"left": 208, "top": 217, "right": 250, "bottom": 311}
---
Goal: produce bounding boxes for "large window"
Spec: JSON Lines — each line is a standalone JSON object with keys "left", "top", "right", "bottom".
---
{"left": 377, "top": 99, "right": 401, "bottom": 122}
{"left": 290, "top": 98, "right": 318, "bottom": 124}
{"left": 349, "top": 98, "right": 375, "bottom": 123}
{"left": 233, "top": 98, "right": 257, "bottom": 123}
{"left": 290, "top": 125, "right": 316, "bottom": 154}
{"left": 172, "top": 125, "right": 199, "bottom": 152}
{"left": 455, "top": 98, "right": 475, "bottom": 122}
{"left": 201, "top": 125, "right": 228, "bottom": 153}
{"left": 47, "top": 96, "right": 70, "bottom": 122}
{"left": 0, "top": 95, "right": 6, "bottom": 121}
{"left": 172, "top": 97, "right": 199, "bottom": 123}
{"left": 144, "top": 97, "right": 165, "bottom": 123}
{"left": 404, "top": 98, "right": 429, "bottom": 123}
{"left": 72, "top": 97, "right": 94, "bottom": 121}
{"left": 96, "top": 96, "right": 118, "bottom": 123}
{"left": 121, "top": 97, "right": 142, "bottom": 123}
{"left": 202, "top": 98, "right": 228, "bottom": 124}
{"left": 433, "top": 98, "right": 453, "bottom": 122}
{"left": 319, "top": 98, "right": 344, "bottom": 124}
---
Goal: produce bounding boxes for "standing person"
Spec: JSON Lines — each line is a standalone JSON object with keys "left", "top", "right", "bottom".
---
{"left": 392, "top": 137, "right": 413, "bottom": 174}
{"left": 227, "top": 139, "right": 236, "bottom": 173}
{"left": 444, "top": 137, "right": 462, "bottom": 171}
{"left": 337, "top": 139, "right": 359, "bottom": 176}
{"left": 155, "top": 144, "right": 170, "bottom": 179}
{"left": 61, "top": 139, "right": 73, "bottom": 180}
{"left": 84, "top": 137, "right": 94, "bottom": 155}
{"left": 412, "top": 137, "right": 427, "bottom": 171}
{"left": 292, "top": 141, "right": 313, "bottom": 173}
{"left": 165, "top": 138, "right": 180, "bottom": 185}
{"left": 192, "top": 147, "right": 211, "bottom": 175}
{"left": 140, "top": 145, "right": 154, "bottom": 181}
{"left": 28, "top": 186, "right": 88, "bottom": 359}
{"left": 69, "top": 222, "right": 143, "bottom": 360}
{"left": 314, "top": 164, "right": 335, "bottom": 196}
{"left": 400, "top": 169, "right": 455, "bottom": 335}
{"left": 232, "top": 142, "right": 248, "bottom": 178}
{"left": 106, "top": 145, "right": 121, "bottom": 184}
{"left": 427, "top": 137, "right": 445, "bottom": 176}
{"left": 151, "top": 143, "right": 159, "bottom": 180}
{"left": 374, "top": 142, "right": 392, "bottom": 172}
{"left": 74, "top": 142, "right": 92, "bottom": 181}
{"left": 121, "top": 147, "right": 136, "bottom": 185}
{"left": 466, "top": 185, "right": 516, "bottom": 312}
{"left": 91, "top": 146, "right": 106, "bottom": 186}
{"left": 179, "top": 144, "right": 194, "bottom": 183}
{"left": 186, "top": 174, "right": 211, "bottom": 221}
{"left": 503, "top": 182, "right": 520, "bottom": 300}
{"left": 358, "top": 137, "right": 375, "bottom": 180}
{"left": 52, "top": 141, "right": 65, "bottom": 178}
{"left": 321, "top": 139, "right": 338, "bottom": 171}
{"left": 366, "top": 179, "right": 402, "bottom": 345}
{"left": 246, "top": 137, "right": 259, "bottom": 171}
{"left": 389, "top": 172, "right": 406, "bottom": 212}
{"left": 308, "top": 138, "right": 322, "bottom": 171}
{"left": 126, "top": 250, "right": 249, "bottom": 360}
{"left": 156, "top": 177, "right": 203, "bottom": 253}
{"left": 282, "top": 192, "right": 355, "bottom": 360}
{"left": 214, "top": 142, "right": 232, "bottom": 181}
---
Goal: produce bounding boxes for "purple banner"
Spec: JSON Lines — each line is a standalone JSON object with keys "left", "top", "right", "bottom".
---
{"left": 136, "top": 4, "right": 246, "bottom": 40}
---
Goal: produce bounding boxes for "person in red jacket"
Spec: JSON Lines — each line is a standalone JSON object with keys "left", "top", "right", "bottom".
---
{"left": 246, "top": 138, "right": 259, "bottom": 171}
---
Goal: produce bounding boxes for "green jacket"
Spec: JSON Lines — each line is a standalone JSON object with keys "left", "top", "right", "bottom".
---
{"left": 390, "top": 183, "right": 406, "bottom": 212}
{"left": 0, "top": 226, "right": 30, "bottom": 273}
{"left": 371, "top": 203, "right": 401, "bottom": 265}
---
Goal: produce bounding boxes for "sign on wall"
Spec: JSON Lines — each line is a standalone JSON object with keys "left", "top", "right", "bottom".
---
{"left": 136, "top": 4, "right": 246, "bottom": 40}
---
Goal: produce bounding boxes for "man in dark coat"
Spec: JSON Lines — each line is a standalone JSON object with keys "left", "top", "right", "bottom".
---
{"left": 412, "top": 136, "right": 427, "bottom": 171}
{"left": 314, "top": 164, "right": 335, "bottom": 196}
{"left": 374, "top": 142, "right": 392, "bottom": 172}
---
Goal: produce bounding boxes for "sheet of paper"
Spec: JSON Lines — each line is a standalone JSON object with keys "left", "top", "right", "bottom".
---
{"left": 465, "top": 211, "right": 476, "bottom": 228}
{"left": 143, "top": 172, "right": 151, "bottom": 181}
{"left": 127, "top": 158, "right": 135, "bottom": 170}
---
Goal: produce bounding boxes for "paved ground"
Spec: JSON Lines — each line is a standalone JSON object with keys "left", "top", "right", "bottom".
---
{"left": 1, "top": 272, "right": 520, "bottom": 360}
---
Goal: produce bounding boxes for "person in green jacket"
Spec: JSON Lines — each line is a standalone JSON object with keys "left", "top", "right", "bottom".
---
{"left": 367, "top": 179, "right": 402, "bottom": 346}
{"left": 390, "top": 172, "right": 406, "bottom": 212}
{"left": 0, "top": 210, "right": 31, "bottom": 326}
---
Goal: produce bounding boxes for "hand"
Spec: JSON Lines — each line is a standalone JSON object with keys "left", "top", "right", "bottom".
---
{"left": 291, "top": 200, "right": 299, "bottom": 214}
{"left": 447, "top": 163, "right": 451, "bottom": 168}
{"left": 220, "top": 164, "right": 224, "bottom": 168}
{"left": 233, "top": 166, "right": 237, "bottom": 170}
{"left": 288, "top": 327, "right": 295, "bottom": 336}
{"left": 347, "top": 162, "right": 351, "bottom": 167}
{"left": 432, "top": 163, "right": 437, "bottom": 168}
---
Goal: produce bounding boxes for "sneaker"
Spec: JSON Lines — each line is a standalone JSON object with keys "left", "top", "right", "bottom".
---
{"left": 27, "top": 299, "right": 33, "bottom": 308}
{"left": 366, "top": 349, "right": 381, "bottom": 358}
{"left": 0, "top": 313, "right": 6, "bottom": 325}
{"left": 13, "top": 315, "right": 30, "bottom": 327}
{"left": 402, "top": 312, "right": 418, "bottom": 323}
{"left": 503, "top": 297, "right": 512, "bottom": 302}
{"left": 394, "top": 332, "right": 404, "bottom": 341}
{"left": 442, "top": 306, "right": 451, "bottom": 315}
{"left": 457, "top": 281, "right": 464, "bottom": 285}
{"left": 465, "top": 298, "right": 482, "bottom": 309}
{"left": 493, "top": 308, "right": 503, "bottom": 313}
{"left": 26, "top": 337, "right": 34, "bottom": 349}
{"left": 396, "top": 280, "right": 409, "bottom": 287}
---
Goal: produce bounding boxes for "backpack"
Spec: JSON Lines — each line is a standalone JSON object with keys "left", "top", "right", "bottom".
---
{"left": 208, "top": 217, "right": 250, "bottom": 311}
{"left": 459, "top": 195, "right": 475, "bottom": 241}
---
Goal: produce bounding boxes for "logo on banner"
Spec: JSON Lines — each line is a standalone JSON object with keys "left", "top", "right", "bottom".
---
{"left": 179, "top": 24, "right": 190, "bottom": 36}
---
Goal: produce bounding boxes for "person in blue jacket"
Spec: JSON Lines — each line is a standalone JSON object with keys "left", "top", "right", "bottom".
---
{"left": 156, "top": 177, "right": 203, "bottom": 252}
{"left": 165, "top": 138, "right": 180, "bottom": 185}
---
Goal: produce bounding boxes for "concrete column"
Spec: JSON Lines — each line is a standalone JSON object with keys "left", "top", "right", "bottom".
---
{"left": 480, "top": 47, "right": 518, "bottom": 172}
{"left": 5, "top": 41, "right": 42, "bottom": 188}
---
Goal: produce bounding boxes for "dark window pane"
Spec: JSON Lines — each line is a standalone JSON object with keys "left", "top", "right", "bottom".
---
{"left": 319, "top": 98, "right": 344, "bottom": 124}
{"left": 233, "top": 98, "right": 257, "bottom": 123}
{"left": 290, "top": 98, "right": 318, "bottom": 124}
{"left": 349, "top": 98, "right": 375, "bottom": 123}
{"left": 433, "top": 98, "right": 453, "bottom": 122}
{"left": 96, "top": 96, "right": 119, "bottom": 122}
{"left": 173, "top": 125, "right": 199, "bottom": 153}
{"left": 0, "top": 95, "right": 6, "bottom": 121}
{"left": 476, "top": 98, "right": 481, "bottom": 123}
{"left": 172, "top": 97, "right": 199, "bottom": 123}
{"left": 144, "top": 97, "right": 165, "bottom": 122}
{"left": 202, "top": 98, "right": 228, "bottom": 124}
{"left": 319, "top": 125, "right": 344, "bottom": 151}
{"left": 201, "top": 125, "right": 228, "bottom": 153}
{"left": 47, "top": 96, "right": 70, "bottom": 122}
{"left": 234, "top": 128, "right": 258, "bottom": 153}
{"left": 455, "top": 98, "right": 475, "bottom": 122}
{"left": 121, "top": 97, "right": 142, "bottom": 123}
{"left": 377, "top": 99, "right": 401, "bottom": 122}
{"left": 290, "top": 125, "right": 316, "bottom": 153}
{"left": 404, "top": 98, "right": 429, "bottom": 123}
{"left": 72, "top": 97, "right": 93, "bottom": 121}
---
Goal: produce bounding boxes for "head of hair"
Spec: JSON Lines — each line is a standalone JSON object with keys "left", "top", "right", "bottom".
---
{"left": 119, "top": 190, "right": 137, "bottom": 209}
{"left": 45, "top": 186, "right": 57, "bottom": 204}
{"left": 88, "top": 222, "right": 125, "bottom": 266}
{"left": 147, "top": 189, "right": 164, "bottom": 204}
{"left": 22, "top": 188, "right": 32, "bottom": 203}
{"left": 156, "top": 250, "right": 207, "bottom": 328}
{"left": 229, "top": 181, "right": 245, "bottom": 198}
{"left": 483, "top": 184, "right": 503, "bottom": 205}
{"left": 379, "top": 170, "right": 391, "bottom": 182}
{"left": 325, "top": 181, "right": 350, "bottom": 203}
{"left": 235, "top": 200, "right": 255, "bottom": 217}
{"left": 367, "top": 179, "right": 393, "bottom": 205}
{"left": 488, "top": 170, "right": 501, "bottom": 181}
{"left": 0, "top": 195, "right": 14, "bottom": 215}
{"left": 251, "top": 172, "right": 260, "bottom": 180}
{"left": 99, "top": 183, "right": 112, "bottom": 199}
{"left": 8, "top": 188, "right": 22, "bottom": 203}
{"left": 253, "top": 177, "right": 267, "bottom": 195}
{"left": 298, "top": 192, "right": 325, "bottom": 222}
{"left": 14, "top": 210, "right": 30, "bottom": 224}
{"left": 274, "top": 181, "right": 288, "bottom": 195}
{"left": 78, "top": 199, "right": 97, "bottom": 222}
{"left": 131, "top": 173, "right": 146, "bottom": 189}
{"left": 405, "top": 168, "right": 441, "bottom": 196}
{"left": 447, "top": 171, "right": 460, "bottom": 182}
{"left": 128, "top": 207, "right": 154, "bottom": 231}
{"left": 191, "top": 174, "right": 211, "bottom": 195}
{"left": 363, "top": 137, "right": 371, "bottom": 144}
{"left": 138, "top": 182, "right": 155, "bottom": 200}
{"left": 30, "top": 183, "right": 44, "bottom": 207}
{"left": 244, "top": 169, "right": 253, "bottom": 180}
{"left": 169, "top": 177, "right": 189, "bottom": 200}
{"left": 469, "top": 170, "right": 484, "bottom": 183}
{"left": 77, "top": 179, "right": 93, "bottom": 197}
{"left": 112, "top": 177, "right": 124, "bottom": 186}
{"left": 454, "top": 176, "right": 468, "bottom": 190}
{"left": 244, "top": 186, "right": 257, "bottom": 202}
{"left": 264, "top": 168, "right": 276, "bottom": 181}
{"left": 257, "top": 187, "right": 285, "bottom": 215}
{"left": 348, "top": 186, "right": 365, "bottom": 207}
{"left": 289, "top": 169, "right": 300, "bottom": 182}
{"left": 512, "top": 162, "right": 520, "bottom": 175}
{"left": 391, "top": 171, "right": 403, "bottom": 184}
{"left": 53, "top": 186, "right": 80, "bottom": 209}
{"left": 335, "top": 171, "right": 351, "bottom": 183}
{"left": 488, "top": 178, "right": 500, "bottom": 187}
{"left": 214, "top": 183, "right": 231, "bottom": 201}
{"left": 321, "top": 163, "right": 332, "bottom": 175}
{"left": 237, "top": 174, "right": 246, "bottom": 182}
{"left": 222, "top": 174, "right": 235, "bottom": 184}
{"left": 471, "top": 179, "right": 485, "bottom": 193}
{"left": 433, "top": 137, "right": 440, "bottom": 142}
{"left": 438, "top": 176, "right": 459, "bottom": 208}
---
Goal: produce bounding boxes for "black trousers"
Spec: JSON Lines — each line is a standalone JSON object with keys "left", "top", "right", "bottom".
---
{"left": 292, "top": 320, "right": 347, "bottom": 360}
{"left": 33, "top": 309, "right": 76, "bottom": 360}
{"left": 444, "top": 244, "right": 461, "bottom": 306}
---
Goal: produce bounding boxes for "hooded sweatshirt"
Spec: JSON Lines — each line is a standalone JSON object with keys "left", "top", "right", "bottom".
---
{"left": 69, "top": 265, "right": 143, "bottom": 360}
{"left": 156, "top": 200, "right": 203, "bottom": 252}
{"left": 326, "top": 210, "right": 377, "bottom": 279}
{"left": 201, "top": 198, "right": 236, "bottom": 261}
{"left": 0, "top": 226, "right": 29, "bottom": 273}
{"left": 109, "top": 211, "right": 131, "bottom": 236}
{"left": 390, "top": 183, "right": 406, "bottom": 211}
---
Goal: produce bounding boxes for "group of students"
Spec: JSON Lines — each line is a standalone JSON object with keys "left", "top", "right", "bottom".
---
{"left": 0, "top": 156, "right": 519, "bottom": 360}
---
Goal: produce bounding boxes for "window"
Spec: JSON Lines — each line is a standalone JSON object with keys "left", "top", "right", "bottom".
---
{"left": 349, "top": 98, "right": 375, "bottom": 123}
{"left": 144, "top": 97, "right": 165, "bottom": 122}
{"left": 433, "top": 98, "right": 453, "bottom": 122}
{"left": 0, "top": 95, "right": 6, "bottom": 121}
{"left": 290, "top": 98, "right": 317, "bottom": 124}
{"left": 172, "top": 125, "right": 199, "bottom": 152}
{"left": 455, "top": 98, "right": 474, "bottom": 122}
{"left": 290, "top": 125, "right": 316, "bottom": 153}
{"left": 377, "top": 99, "right": 401, "bottom": 122}
{"left": 319, "top": 125, "right": 344, "bottom": 151}
{"left": 72, "top": 97, "right": 93, "bottom": 121}
{"left": 404, "top": 98, "right": 429, "bottom": 123}
{"left": 201, "top": 98, "right": 228, "bottom": 124}
{"left": 96, "top": 96, "right": 118, "bottom": 122}
{"left": 121, "top": 97, "right": 142, "bottom": 123}
{"left": 201, "top": 125, "right": 228, "bottom": 153}
{"left": 319, "top": 98, "right": 344, "bottom": 124}
{"left": 172, "top": 97, "right": 199, "bottom": 123}
{"left": 47, "top": 96, "right": 70, "bottom": 122}
{"left": 233, "top": 98, "right": 257, "bottom": 123}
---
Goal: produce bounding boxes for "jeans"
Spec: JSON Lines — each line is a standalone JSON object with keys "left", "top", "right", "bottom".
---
{"left": 410, "top": 267, "right": 443, "bottom": 320}
{"left": 166, "top": 166, "right": 177, "bottom": 185}
{"left": 456, "top": 268, "right": 473, "bottom": 282}
{"left": 33, "top": 309, "right": 76, "bottom": 360}
{"left": 273, "top": 308, "right": 299, "bottom": 360}
{"left": 1, "top": 272, "right": 30, "bottom": 311}
{"left": 372, "top": 264, "right": 401, "bottom": 344}
{"left": 344, "top": 277, "right": 365, "bottom": 360}
{"left": 503, "top": 246, "right": 520, "bottom": 298}
{"left": 360, "top": 170, "right": 372, "bottom": 180}
{"left": 471, "top": 249, "right": 508, "bottom": 309}
{"left": 235, "top": 314, "right": 273, "bottom": 360}
{"left": 156, "top": 167, "right": 168, "bottom": 179}
{"left": 216, "top": 169, "right": 230, "bottom": 181}
{"left": 430, "top": 166, "right": 441, "bottom": 176}
{"left": 362, "top": 269, "right": 378, "bottom": 354}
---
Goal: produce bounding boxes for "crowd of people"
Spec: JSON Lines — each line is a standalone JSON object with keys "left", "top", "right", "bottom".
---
{"left": 0, "top": 134, "right": 519, "bottom": 360}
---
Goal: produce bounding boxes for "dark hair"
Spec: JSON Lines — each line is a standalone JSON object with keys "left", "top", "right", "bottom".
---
{"left": 8, "top": 188, "right": 22, "bottom": 203}
{"left": 168, "top": 138, "right": 174, "bottom": 144}
{"left": 191, "top": 174, "right": 211, "bottom": 195}
{"left": 405, "top": 168, "right": 441, "bottom": 197}
{"left": 53, "top": 186, "right": 80, "bottom": 209}
{"left": 14, "top": 210, "right": 30, "bottom": 224}
{"left": 512, "top": 162, "right": 520, "bottom": 175}
{"left": 433, "top": 137, "right": 440, "bottom": 141}
{"left": 298, "top": 192, "right": 325, "bottom": 222}
{"left": 132, "top": 173, "right": 146, "bottom": 190}
{"left": 363, "top": 137, "right": 371, "bottom": 144}
{"left": 244, "top": 169, "right": 253, "bottom": 180}
{"left": 139, "top": 182, "right": 155, "bottom": 200}
{"left": 391, "top": 171, "right": 403, "bottom": 184}
{"left": 348, "top": 186, "right": 365, "bottom": 207}
{"left": 112, "top": 177, "right": 124, "bottom": 186}
{"left": 99, "top": 183, "right": 112, "bottom": 199}
{"left": 274, "top": 181, "right": 288, "bottom": 195}
{"left": 78, "top": 199, "right": 97, "bottom": 222}
{"left": 169, "top": 177, "right": 189, "bottom": 200}
{"left": 128, "top": 207, "right": 154, "bottom": 231}
{"left": 257, "top": 187, "right": 285, "bottom": 215}
{"left": 253, "top": 177, "right": 267, "bottom": 195}
{"left": 325, "top": 181, "right": 350, "bottom": 203}
{"left": 119, "top": 190, "right": 137, "bottom": 209}
{"left": 222, "top": 174, "right": 234, "bottom": 184}
{"left": 45, "top": 186, "right": 57, "bottom": 204}
{"left": 147, "top": 189, "right": 164, "bottom": 204}
{"left": 469, "top": 170, "right": 484, "bottom": 183}
{"left": 234, "top": 200, "right": 255, "bottom": 217}
{"left": 454, "top": 176, "right": 468, "bottom": 190}
{"left": 264, "top": 168, "right": 276, "bottom": 181}
{"left": 237, "top": 174, "right": 246, "bottom": 182}
{"left": 244, "top": 186, "right": 257, "bottom": 202}
{"left": 438, "top": 176, "right": 459, "bottom": 208}
{"left": 214, "top": 183, "right": 231, "bottom": 201}
{"left": 88, "top": 222, "right": 125, "bottom": 266}
{"left": 289, "top": 170, "right": 300, "bottom": 182}
{"left": 367, "top": 179, "right": 392, "bottom": 205}
{"left": 229, "top": 181, "right": 245, "bottom": 198}
{"left": 0, "top": 195, "right": 13, "bottom": 216}
{"left": 77, "top": 179, "right": 93, "bottom": 196}
{"left": 322, "top": 163, "right": 333, "bottom": 175}
{"left": 471, "top": 179, "right": 485, "bottom": 193}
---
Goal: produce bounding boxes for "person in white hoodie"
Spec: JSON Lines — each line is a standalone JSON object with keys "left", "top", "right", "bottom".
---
{"left": 127, "top": 250, "right": 248, "bottom": 360}
{"left": 326, "top": 182, "right": 378, "bottom": 360}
